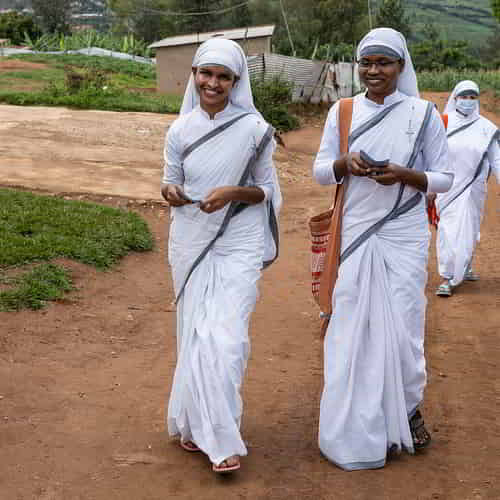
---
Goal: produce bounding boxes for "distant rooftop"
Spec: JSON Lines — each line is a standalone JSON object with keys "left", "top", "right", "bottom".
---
{"left": 149, "top": 24, "right": 275, "bottom": 49}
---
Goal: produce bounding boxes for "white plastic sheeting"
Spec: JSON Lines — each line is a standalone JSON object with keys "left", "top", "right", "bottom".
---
{"left": 0, "top": 46, "right": 155, "bottom": 65}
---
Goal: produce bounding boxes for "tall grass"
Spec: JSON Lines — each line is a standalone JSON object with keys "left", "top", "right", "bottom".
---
{"left": 418, "top": 69, "right": 500, "bottom": 93}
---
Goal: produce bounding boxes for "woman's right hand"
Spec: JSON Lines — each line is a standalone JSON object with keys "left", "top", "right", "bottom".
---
{"left": 161, "top": 184, "right": 191, "bottom": 207}
{"left": 334, "top": 153, "right": 371, "bottom": 180}
{"left": 345, "top": 153, "right": 372, "bottom": 177}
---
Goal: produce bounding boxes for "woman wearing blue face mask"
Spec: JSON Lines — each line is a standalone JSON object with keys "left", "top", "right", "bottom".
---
{"left": 434, "top": 80, "right": 500, "bottom": 296}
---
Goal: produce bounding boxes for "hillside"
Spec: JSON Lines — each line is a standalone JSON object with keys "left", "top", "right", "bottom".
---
{"left": 1, "top": 0, "right": 499, "bottom": 50}
{"left": 378, "top": 0, "right": 499, "bottom": 47}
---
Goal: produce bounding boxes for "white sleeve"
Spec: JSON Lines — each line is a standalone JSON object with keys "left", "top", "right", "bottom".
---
{"left": 425, "top": 171, "right": 454, "bottom": 193}
{"left": 422, "top": 107, "right": 452, "bottom": 176}
{"left": 313, "top": 103, "right": 343, "bottom": 185}
{"left": 487, "top": 132, "right": 500, "bottom": 183}
{"left": 162, "top": 123, "right": 184, "bottom": 185}
{"left": 251, "top": 139, "right": 274, "bottom": 202}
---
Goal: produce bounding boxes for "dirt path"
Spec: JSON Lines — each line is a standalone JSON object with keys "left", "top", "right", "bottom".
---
{"left": 0, "top": 95, "right": 499, "bottom": 500}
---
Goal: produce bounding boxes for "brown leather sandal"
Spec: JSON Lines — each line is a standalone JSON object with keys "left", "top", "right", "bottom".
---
{"left": 409, "top": 409, "right": 431, "bottom": 450}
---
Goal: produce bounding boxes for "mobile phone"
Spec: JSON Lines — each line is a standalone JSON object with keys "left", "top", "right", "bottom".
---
{"left": 178, "top": 190, "right": 201, "bottom": 203}
{"left": 360, "top": 150, "right": 390, "bottom": 168}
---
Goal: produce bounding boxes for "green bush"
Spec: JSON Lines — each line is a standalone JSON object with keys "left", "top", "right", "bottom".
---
{"left": 63, "top": 65, "right": 109, "bottom": 94}
{"left": 251, "top": 76, "right": 300, "bottom": 132}
{"left": 0, "top": 11, "right": 40, "bottom": 45}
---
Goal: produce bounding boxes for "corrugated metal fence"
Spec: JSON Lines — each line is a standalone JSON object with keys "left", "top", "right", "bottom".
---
{"left": 248, "top": 53, "right": 361, "bottom": 104}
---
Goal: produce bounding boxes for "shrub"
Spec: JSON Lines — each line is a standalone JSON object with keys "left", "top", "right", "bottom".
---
{"left": 0, "top": 11, "right": 40, "bottom": 46}
{"left": 251, "top": 76, "right": 300, "bottom": 132}
{"left": 64, "top": 65, "right": 108, "bottom": 94}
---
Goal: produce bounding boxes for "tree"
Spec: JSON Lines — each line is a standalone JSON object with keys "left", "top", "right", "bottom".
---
{"left": 375, "top": 0, "right": 411, "bottom": 39}
{"left": 223, "top": 0, "right": 252, "bottom": 29}
{"left": 31, "top": 0, "right": 72, "bottom": 34}
{"left": 169, "top": 0, "right": 226, "bottom": 34}
{"left": 480, "top": 26, "right": 500, "bottom": 68}
{"left": 0, "top": 11, "right": 40, "bottom": 45}
{"left": 109, "top": 0, "right": 175, "bottom": 42}
{"left": 313, "top": 0, "right": 368, "bottom": 47}
{"left": 411, "top": 23, "right": 480, "bottom": 72}
{"left": 492, "top": 0, "right": 500, "bottom": 23}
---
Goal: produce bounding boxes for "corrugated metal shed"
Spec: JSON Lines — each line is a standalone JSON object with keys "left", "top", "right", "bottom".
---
{"left": 249, "top": 53, "right": 360, "bottom": 103}
{"left": 149, "top": 25, "right": 275, "bottom": 49}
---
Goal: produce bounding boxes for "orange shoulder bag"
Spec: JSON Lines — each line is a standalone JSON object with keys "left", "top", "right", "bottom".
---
{"left": 309, "top": 98, "right": 353, "bottom": 337}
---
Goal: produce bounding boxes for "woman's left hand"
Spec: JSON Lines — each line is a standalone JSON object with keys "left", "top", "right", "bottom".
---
{"left": 368, "top": 163, "right": 405, "bottom": 186}
{"left": 199, "top": 187, "right": 233, "bottom": 213}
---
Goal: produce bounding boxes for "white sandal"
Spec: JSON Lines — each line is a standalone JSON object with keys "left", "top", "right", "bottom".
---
{"left": 465, "top": 269, "right": 480, "bottom": 281}
{"left": 436, "top": 282, "right": 452, "bottom": 297}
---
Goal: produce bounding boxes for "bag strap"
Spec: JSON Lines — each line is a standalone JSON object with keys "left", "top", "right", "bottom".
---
{"left": 339, "top": 98, "right": 353, "bottom": 154}
{"left": 328, "top": 98, "right": 353, "bottom": 208}
{"left": 318, "top": 98, "right": 353, "bottom": 317}
{"left": 441, "top": 113, "right": 448, "bottom": 130}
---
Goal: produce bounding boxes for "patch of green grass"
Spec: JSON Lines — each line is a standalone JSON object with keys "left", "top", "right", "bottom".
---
{"left": 0, "top": 77, "right": 45, "bottom": 91}
{"left": 0, "top": 87, "right": 181, "bottom": 113}
{"left": 0, "top": 188, "right": 154, "bottom": 270}
{"left": 0, "top": 263, "right": 73, "bottom": 311}
{"left": 12, "top": 53, "right": 156, "bottom": 79}
{"left": 0, "top": 54, "right": 182, "bottom": 113}
{"left": 111, "top": 72, "right": 157, "bottom": 89}
{"left": 0, "top": 69, "right": 63, "bottom": 81}
{"left": 0, "top": 188, "right": 154, "bottom": 310}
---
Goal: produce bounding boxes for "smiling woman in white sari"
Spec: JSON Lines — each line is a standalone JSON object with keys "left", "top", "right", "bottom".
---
{"left": 161, "top": 38, "right": 281, "bottom": 474}
{"left": 434, "top": 80, "right": 500, "bottom": 297}
{"left": 313, "top": 28, "right": 453, "bottom": 470}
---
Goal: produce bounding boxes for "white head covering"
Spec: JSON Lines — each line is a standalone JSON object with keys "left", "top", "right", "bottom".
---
{"left": 357, "top": 27, "right": 419, "bottom": 98}
{"left": 444, "top": 80, "right": 480, "bottom": 117}
{"left": 180, "top": 38, "right": 260, "bottom": 117}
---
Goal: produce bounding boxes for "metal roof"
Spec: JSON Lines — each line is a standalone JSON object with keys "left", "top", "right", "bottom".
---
{"left": 148, "top": 25, "right": 275, "bottom": 49}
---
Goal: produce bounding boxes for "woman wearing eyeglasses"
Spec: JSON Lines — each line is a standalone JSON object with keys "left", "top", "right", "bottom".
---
{"left": 313, "top": 28, "right": 453, "bottom": 470}
{"left": 434, "top": 81, "right": 500, "bottom": 297}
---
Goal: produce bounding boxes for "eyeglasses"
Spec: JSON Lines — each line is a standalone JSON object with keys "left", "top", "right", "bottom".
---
{"left": 358, "top": 59, "right": 401, "bottom": 69}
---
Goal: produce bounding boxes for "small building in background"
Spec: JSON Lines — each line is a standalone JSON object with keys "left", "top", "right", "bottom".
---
{"left": 149, "top": 24, "right": 275, "bottom": 95}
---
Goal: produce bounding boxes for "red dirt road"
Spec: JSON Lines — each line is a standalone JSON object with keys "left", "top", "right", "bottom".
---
{"left": 0, "top": 95, "right": 499, "bottom": 499}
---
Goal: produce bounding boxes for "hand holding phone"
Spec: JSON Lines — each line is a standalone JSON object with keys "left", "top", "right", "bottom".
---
{"left": 178, "top": 190, "right": 201, "bottom": 204}
{"left": 360, "top": 150, "right": 390, "bottom": 177}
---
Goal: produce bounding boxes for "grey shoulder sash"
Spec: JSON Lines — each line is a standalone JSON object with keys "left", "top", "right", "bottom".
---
{"left": 446, "top": 117, "right": 480, "bottom": 139}
{"left": 440, "top": 129, "right": 499, "bottom": 213}
{"left": 340, "top": 102, "right": 434, "bottom": 264}
{"left": 181, "top": 112, "right": 251, "bottom": 162}
{"left": 175, "top": 124, "right": 275, "bottom": 303}
{"left": 348, "top": 100, "right": 404, "bottom": 148}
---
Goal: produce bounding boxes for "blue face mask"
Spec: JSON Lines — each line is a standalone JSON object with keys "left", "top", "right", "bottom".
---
{"left": 456, "top": 98, "right": 479, "bottom": 116}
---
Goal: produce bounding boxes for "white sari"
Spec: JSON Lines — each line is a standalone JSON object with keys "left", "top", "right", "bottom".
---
{"left": 314, "top": 90, "right": 450, "bottom": 470}
{"left": 164, "top": 102, "right": 281, "bottom": 465}
{"left": 436, "top": 113, "right": 500, "bottom": 285}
